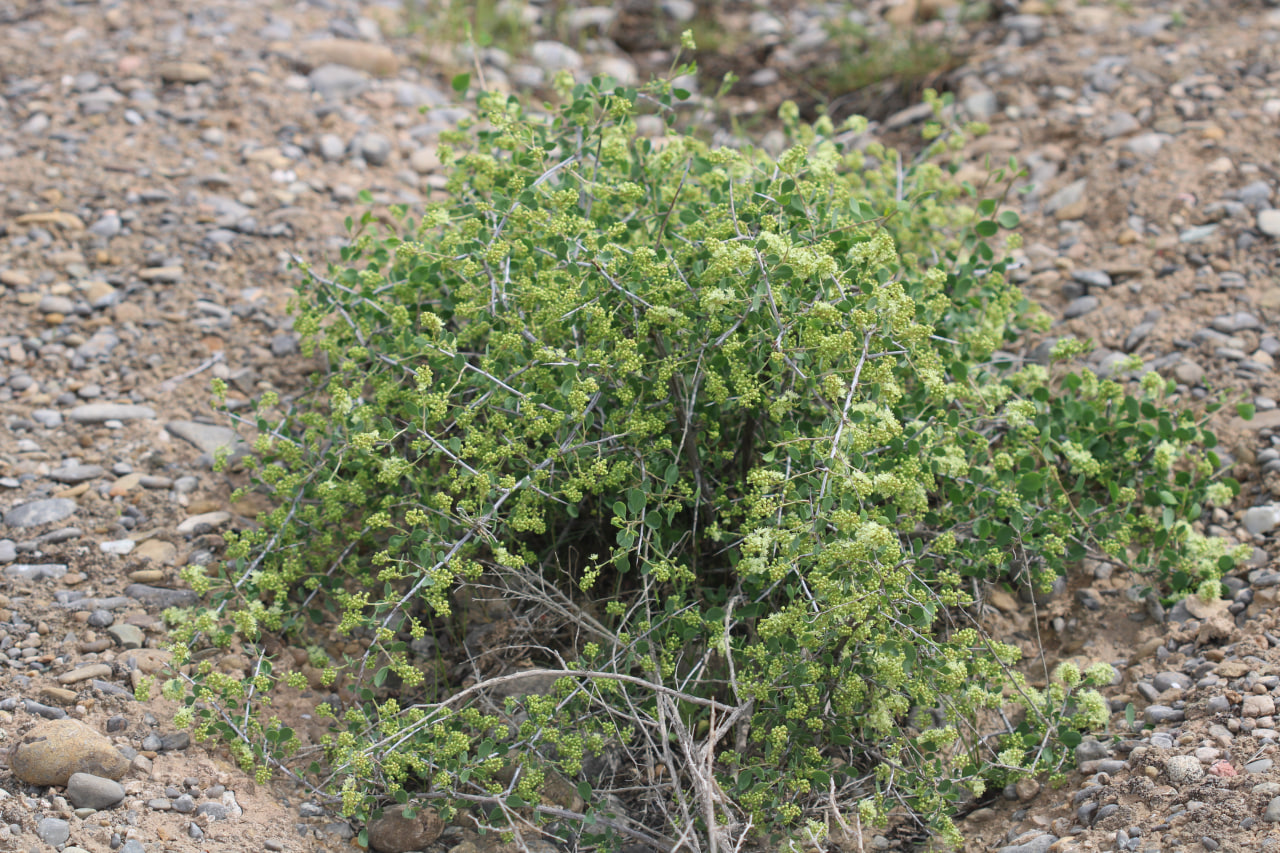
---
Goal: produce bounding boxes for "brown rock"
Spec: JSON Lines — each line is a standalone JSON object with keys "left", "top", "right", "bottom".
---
{"left": 157, "top": 61, "right": 212, "bottom": 83}
{"left": 14, "top": 211, "right": 85, "bottom": 231}
{"left": 39, "top": 687, "right": 78, "bottom": 705}
{"left": 366, "top": 804, "right": 443, "bottom": 853}
{"left": 1198, "top": 615, "right": 1234, "bottom": 644}
{"left": 1244, "top": 694, "right": 1276, "bottom": 718}
{"left": 9, "top": 719, "right": 129, "bottom": 786}
{"left": 0, "top": 269, "right": 32, "bottom": 287}
{"left": 58, "top": 663, "right": 113, "bottom": 684}
{"left": 1217, "top": 660, "right": 1251, "bottom": 678}
{"left": 986, "top": 587, "right": 1019, "bottom": 613}
{"left": 292, "top": 38, "right": 399, "bottom": 76}
{"left": 1230, "top": 409, "right": 1280, "bottom": 432}
{"left": 122, "top": 648, "right": 172, "bottom": 674}
{"left": 131, "top": 539, "right": 177, "bottom": 565}
{"left": 108, "top": 472, "right": 143, "bottom": 496}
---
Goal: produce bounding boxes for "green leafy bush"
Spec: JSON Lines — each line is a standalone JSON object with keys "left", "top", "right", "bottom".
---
{"left": 168, "top": 69, "right": 1243, "bottom": 850}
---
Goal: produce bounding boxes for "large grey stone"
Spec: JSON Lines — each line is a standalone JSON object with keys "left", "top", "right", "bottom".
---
{"left": 48, "top": 464, "right": 105, "bottom": 484}
{"left": 1063, "top": 296, "right": 1099, "bottom": 319}
{"left": 66, "top": 772, "right": 126, "bottom": 810}
{"left": 356, "top": 132, "right": 392, "bottom": 166}
{"left": 36, "top": 817, "right": 70, "bottom": 846}
{"left": 3, "top": 497, "right": 76, "bottom": 528}
{"left": 309, "top": 63, "right": 369, "bottom": 99}
{"left": 165, "top": 420, "right": 246, "bottom": 456}
{"left": 530, "top": 40, "right": 583, "bottom": 72}
{"left": 1144, "top": 704, "right": 1184, "bottom": 725}
{"left": 107, "top": 623, "right": 145, "bottom": 649}
{"left": 1151, "top": 671, "right": 1189, "bottom": 693}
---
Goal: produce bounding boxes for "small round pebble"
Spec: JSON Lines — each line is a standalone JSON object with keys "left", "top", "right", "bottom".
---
{"left": 1166, "top": 754, "right": 1205, "bottom": 784}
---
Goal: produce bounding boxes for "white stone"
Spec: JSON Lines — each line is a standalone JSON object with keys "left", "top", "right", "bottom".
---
{"left": 99, "top": 539, "right": 135, "bottom": 556}
{"left": 1258, "top": 209, "right": 1280, "bottom": 237}
{"left": 1243, "top": 505, "right": 1280, "bottom": 536}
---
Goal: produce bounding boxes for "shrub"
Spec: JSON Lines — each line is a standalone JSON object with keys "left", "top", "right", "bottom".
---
{"left": 169, "top": 66, "right": 1243, "bottom": 851}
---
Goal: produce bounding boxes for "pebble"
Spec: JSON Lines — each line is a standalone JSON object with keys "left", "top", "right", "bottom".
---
{"left": 2, "top": 497, "right": 77, "bottom": 528}
{"left": 165, "top": 420, "right": 244, "bottom": 456}
{"left": 1063, "top": 295, "right": 1100, "bottom": 319}
{"left": 124, "top": 584, "right": 198, "bottom": 608}
{"left": 67, "top": 404, "right": 156, "bottom": 423}
{"left": 309, "top": 64, "right": 369, "bottom": 100}
{"left": 5, "top": 563, "right": 69, "bottom": 581}
{"left": 1244, "top": 506, "right": 1280, "bottom": 536}
{"left": 357, "top": 132, "right": 393, "bottom": 166}
{"left": 1166, "top": 754, "right": 1205, "bottom": 784}
{"left": 1145, "top": 705, "right": 1185, "bottom": 725}
{"left": 318, "top": 133, "right": 346, "bottom": 162}
{"left": 36, "top": 817, "right": 70, "bottom": 846}
{"left": 58, "top": 663, "right": 113, "bottom": 684}
{"left": 531, "top": 40, "right": 583, "bottom": 72}
{"left": 1244, "top": 694, "right": 1276, "bottom": 717}
{"left": 1212, "top": 312, "right": 1262, "bottom": 333}
{"left": 1260, "top": 209, "right": 1280, "bottom": 237}
{"left": 157, "top": 61, "right": 212, "bottom": 84}
{"left": 296, "top": 38, "right": 399, "bottom": 76}
{"left": 66, "top": 772, "right": 126, "bottom": 810}
{"left": 176, "top": 510, "right": 231, "bottom": 534}
{"left": 1125, "top": 132, "right": 1171, "bottom": 156}
{"left": 1152, "top": 671, "right": 1189, "bottom": 692}
{"left": 107, "top": 623, "right": 145, "bottom": 649}
{"left": 1174, "top": 360, "right": 1205, "bottom": 385}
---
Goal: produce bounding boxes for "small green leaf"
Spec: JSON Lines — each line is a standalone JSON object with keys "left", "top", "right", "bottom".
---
{"left": 975, "top": 220, "right": 999, "bottom": 237}
{"left": 997, "top": 210, "right": 1020, "bottom": 229}
{"left": 627, "top": 488, "right": 645, "bottom": 514}
{"left": 664, "top": 463, "right": 680, "bottom": 485}
{"left": 1237, "top": 402, "right": 1256, "bottom": 420}
{"left": 452, "top": 73, "right": 471, "bottom": 95}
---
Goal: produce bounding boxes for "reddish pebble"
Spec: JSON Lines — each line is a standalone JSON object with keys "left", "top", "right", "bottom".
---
{"left": 1209, "top": 760, "right": 1237, "bottom": 777}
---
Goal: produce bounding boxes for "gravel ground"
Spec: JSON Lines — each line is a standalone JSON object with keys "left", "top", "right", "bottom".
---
{"left": 7, "top": 0, "right": 1280, "bottom": 851}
